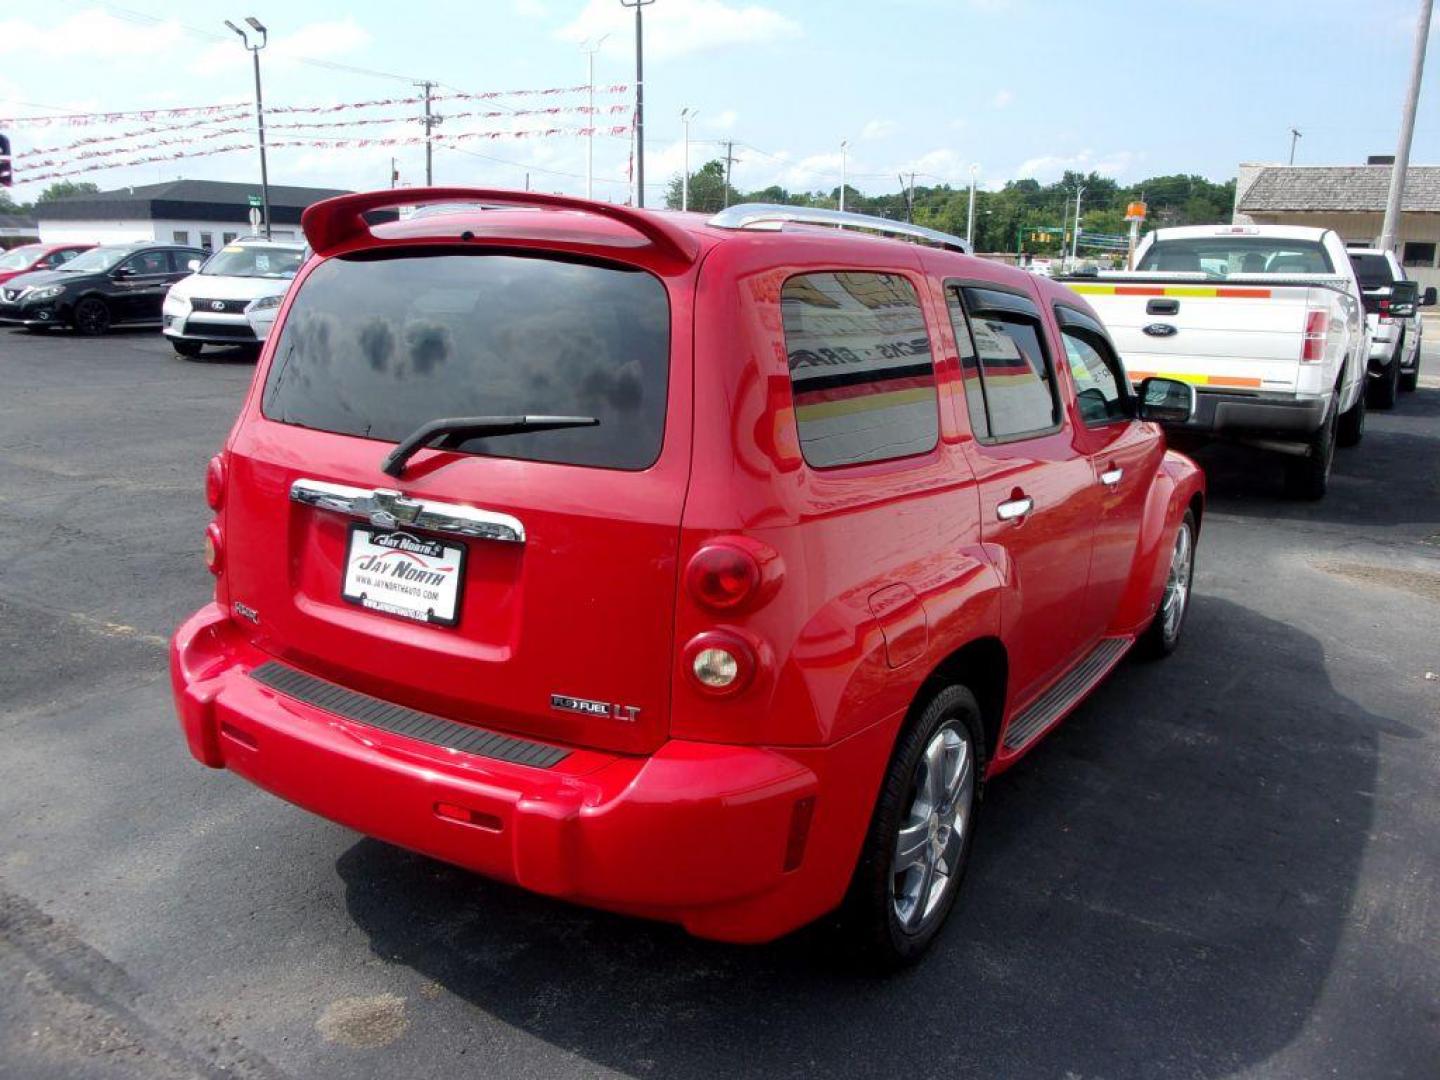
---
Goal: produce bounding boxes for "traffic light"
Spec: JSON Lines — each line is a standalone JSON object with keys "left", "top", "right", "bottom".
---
{"left": 0, "top": 134, "right": 11, "bottom": 188}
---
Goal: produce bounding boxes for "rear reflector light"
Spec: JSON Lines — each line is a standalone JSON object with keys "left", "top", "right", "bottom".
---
{"left": 203, "top": 521, "right": 223, "bottom": 574}
{"left": 784, "top": 796, "right": 816, "bottom": 872}
{"left": 434, "top": 803, "right": 503, "bottom": 832}
{"left": 683, "top": 631, "right": 757, "bottom": 696}
{"left": 205, "top": 454, "right": 225, "bottom": 510}
{"left": 1301, "top": 310, "right": 1328, "bottom": 363}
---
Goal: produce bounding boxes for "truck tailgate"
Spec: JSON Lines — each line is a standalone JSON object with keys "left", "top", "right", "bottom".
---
{"left": 1069, "top": 282, "right": 1315, "bottom": 393}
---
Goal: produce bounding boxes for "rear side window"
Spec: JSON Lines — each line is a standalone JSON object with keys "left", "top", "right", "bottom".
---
{"left": 781, "top": 271, "right": 938, "bottom": 468}
{"left": 262, "top": 251, "right": 670, "bottom": 470}
{"left": 1348, "top": 253, "right": 1395, "bottom": 288}
{"left": 948, "top": 286, "right": 1059, "bottom": 441}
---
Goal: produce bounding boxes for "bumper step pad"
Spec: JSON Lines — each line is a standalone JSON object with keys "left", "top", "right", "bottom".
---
{"left": 249, "top": 660, "right": 569, "bottom": 768}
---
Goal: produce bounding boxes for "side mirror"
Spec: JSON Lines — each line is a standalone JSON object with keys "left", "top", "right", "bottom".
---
{"left": 1137, "top": 376, "right": 1195, "bottom": 425}
{"left": 113, "top": 265, "right": 134, "bottom": 278}
{"left": 1424, "top": 286, "right": 1438, "bottom": 307}
{"left": 187, "top": 259, "right": 201, "bottom": 272}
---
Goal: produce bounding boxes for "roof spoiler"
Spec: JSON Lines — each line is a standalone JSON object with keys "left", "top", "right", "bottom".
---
{"left": 301, "top": 187, "right": 701, "bottom": 268}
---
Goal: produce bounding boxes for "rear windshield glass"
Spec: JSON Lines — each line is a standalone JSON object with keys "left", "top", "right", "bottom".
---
{"left": 262, "top": 251, "right": 670, "bottom": 470}
{"left": 1348, "top": 253, "right": 1394, "bottom": 289}
{"left": 1137, "top": 237, "right": 1333, "bottom": 277}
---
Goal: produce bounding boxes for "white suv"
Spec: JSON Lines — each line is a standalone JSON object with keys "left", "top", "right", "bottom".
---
{"left": 1348, "top": 247, "right": 1434, "bottom": 402}
{"left": 163, "top": 239, "right": 305, "bottom": 360}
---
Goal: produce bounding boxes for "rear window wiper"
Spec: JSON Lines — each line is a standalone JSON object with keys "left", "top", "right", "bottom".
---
{"left": 380, "top": 415, "right": 599, "bottom": 478}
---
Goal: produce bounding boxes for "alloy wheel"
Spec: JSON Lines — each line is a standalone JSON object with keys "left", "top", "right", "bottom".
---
{"left": 891, "top": 722, "right": 975, "bottom": 932}
{"left": 1160, "top": 522, "right": 1193, "bottom": 642}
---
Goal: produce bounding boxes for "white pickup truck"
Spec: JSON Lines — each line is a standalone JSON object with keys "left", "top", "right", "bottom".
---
{"left": 1062, "top": 224, "right": 1369, "bottom": 499}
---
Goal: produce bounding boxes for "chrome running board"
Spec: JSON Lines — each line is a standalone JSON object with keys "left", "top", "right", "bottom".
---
{"left": 1002, "top": 637, "right": 1131, "bottom": 753}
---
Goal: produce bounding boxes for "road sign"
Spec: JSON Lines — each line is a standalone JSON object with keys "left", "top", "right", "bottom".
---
{"left": 248, "top": 207, "right": 262, "bottom": 229}
{"left": 1124, "top": 200, "right": 1148, "bottom": 222}
{"left": 247, "top": 194, "right": 263, "bottom": 209}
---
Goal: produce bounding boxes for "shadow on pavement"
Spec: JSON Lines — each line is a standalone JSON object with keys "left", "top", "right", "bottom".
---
{"left": 1191, "top": 385, "right": 1440, "bottom": 528}
{"left": 335, "top": 596, "right": 1400, "bottom": 1078}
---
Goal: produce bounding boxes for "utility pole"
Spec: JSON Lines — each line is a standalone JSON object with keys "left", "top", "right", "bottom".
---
{"left": 723, "top": 139, "right": 735, "bottom": 208}
{"left": 898, "top": 173, "right": 915, "bottom": 222}
{"left": 620, "top": 0, "right": 654, "bottom": 207}
{"left": 1288, "top": 127, "right": 1302, "bottom": 165}
{"left": 225, "top": 17, "right": 271, "bottom": 239}
{"left": 389, "top": 157, "right": 397, "bottom": 188}
{"left": 1380, "top": 0, "right": 1433, "bottom": 253}
{"left": 967, "top": 164, "right": 978, "bottom": 246}
{"left": 839, "top": 139, "right": 849, "bottom": 212}
{"left": 582, "top": 35, "right": 609, "bottom": 200}
{"left": 417, "top": 81, "right": 441, "bottom": 186}
{"left": 681, "top": 107, "right": 697, "bottom": 211}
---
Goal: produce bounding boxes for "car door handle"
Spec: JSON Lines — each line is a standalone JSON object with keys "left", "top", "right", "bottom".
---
{"left": 1100, "top": 467, "right": 1124, "bottom": 487}
{"left": 996, "top": 496, "right": 1033, "bottom": 522}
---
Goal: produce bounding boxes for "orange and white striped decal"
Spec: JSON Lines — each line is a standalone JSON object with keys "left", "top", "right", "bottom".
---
{"left": 1127, "top": 371, "right": 1263, "bottom": 389}
{"left": 1069, "top": 284, "right": 1272, "bottom": 299}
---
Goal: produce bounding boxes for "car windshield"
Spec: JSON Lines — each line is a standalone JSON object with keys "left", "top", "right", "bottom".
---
{"left": 1137, "top": 237, "right": 1334, "bottom": 277}
{"left": 262, "top": 250, "right": 671, "bottom": 470}
{"left": 57, "top": 247, "right": 134, "bottom": 273}
{"left": 1348, "top": 253, "right": 1395, "bottom": 289}
{"left": 201, "top": 245, "right": 304, "bottom": 279}
{"left": 0, "top": 247, "right": 41, "bottom": 270}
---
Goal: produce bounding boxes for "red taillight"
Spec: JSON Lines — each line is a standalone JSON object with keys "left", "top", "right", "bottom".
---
{"left": 684, "top": 538, "right": 783, "bottom": 613}
{"left": 1301, "top": 309, "right": 1328, "bottom": 363}
{"left": 683, "top": 630, "right": 757, "bottom": 696}
{"left": 1378, "top": 299, "right": 1390, "bottom": 316}
{"left": 205, "top": 454, "right": 225, "bottom": 511}
{"left": 686, "top": 543, "right": 762, "bottom": 611}
{"left": 203, "top": 521, "right": 223, "bottom": 574}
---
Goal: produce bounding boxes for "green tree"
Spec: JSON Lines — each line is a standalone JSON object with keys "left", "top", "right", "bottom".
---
{"left": 37, "top": 181, "right": 100, "bottom": 203}
{"left": 664, "top": 160, "right": 738, "bottom": 214}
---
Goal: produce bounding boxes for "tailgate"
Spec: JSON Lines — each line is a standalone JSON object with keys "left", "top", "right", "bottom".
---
{"left": 1072, "top": 282, "right": 1314, "bottom": 393}
{"left": 221, "top": 247, "right": 690, "bottom": 756}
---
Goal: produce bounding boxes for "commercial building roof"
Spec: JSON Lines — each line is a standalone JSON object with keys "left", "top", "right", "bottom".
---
{"left": 34, "top": 179, "right": 350, "bottom": 225}
{"left": 1237, "top": 165, "right": 1440, "bottom": 214}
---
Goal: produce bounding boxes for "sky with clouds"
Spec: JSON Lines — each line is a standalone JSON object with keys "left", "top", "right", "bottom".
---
{"left": 2, "top": 0, "right": 1437, "bottom": 202}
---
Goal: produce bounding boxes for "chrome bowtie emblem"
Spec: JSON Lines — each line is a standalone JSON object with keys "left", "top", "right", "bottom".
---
{"left": 211, "top": 300, "right": 226, "bottom": 311}
{"left": 367, "top": 489, "right": 423, "bottom": 528}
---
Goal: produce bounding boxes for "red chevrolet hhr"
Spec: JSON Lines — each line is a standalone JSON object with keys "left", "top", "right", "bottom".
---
{"left": 172, "top": 189, "right": 1204, "bottom": 965}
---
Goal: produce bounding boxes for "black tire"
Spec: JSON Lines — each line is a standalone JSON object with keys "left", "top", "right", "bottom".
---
{"left": 1400, "top": 337, "right": 1419, "bottom": 392}
{"left": 1367, "top": 347, "right": 1400, "bottom": 410}
{"left": 1336, "top": 383, "right": 1366, "bottom": 448}
{"left": 1284, "top": 396, "right": 1338, "bottom": 500}
{"left": 171, "top": 339, "right": 203, "bottom": 359}
{"left": 1136, "top": 510, "right": 1197, "bottom": 659}
{"left": 72, "top": 297, "right": 112, "bottom": 336}
{"left": 839, "top": 685, "right": 983, "bottom": 970}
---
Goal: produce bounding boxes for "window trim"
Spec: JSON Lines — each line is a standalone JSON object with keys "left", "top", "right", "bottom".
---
{"left": 1054, "top": 302, "right": 1136, "bottom": 429}
{"left": 780, "top": 267, "right": 943, "bottom": 471}
{"left": 945, "top": 278, "right": 1064, "bottom": 446}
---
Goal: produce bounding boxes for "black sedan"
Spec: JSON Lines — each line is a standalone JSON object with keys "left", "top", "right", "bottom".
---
{"left": 0, "top": 242, "right": 207, "bottom": 335}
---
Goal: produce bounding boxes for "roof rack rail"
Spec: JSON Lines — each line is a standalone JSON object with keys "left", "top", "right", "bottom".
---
{"left": 707, "top": 203, "right": 971, "bottom": 254}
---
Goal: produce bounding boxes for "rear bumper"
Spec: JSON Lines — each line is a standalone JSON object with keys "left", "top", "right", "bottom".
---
{"left": 1171, "top": 390, "right": 1327, "bottom": 436}
{"left": 171, "top": 604, "right": 880, "bottom": 942}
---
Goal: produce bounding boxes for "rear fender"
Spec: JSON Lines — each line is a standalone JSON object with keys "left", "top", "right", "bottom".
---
{"left": 1110, "top": 450, "right": 1204, "bottom": 635}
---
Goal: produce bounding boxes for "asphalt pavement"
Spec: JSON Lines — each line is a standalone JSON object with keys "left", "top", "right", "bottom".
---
{"left": 1, "top": 327, "right": 1438, "bottom": 1079}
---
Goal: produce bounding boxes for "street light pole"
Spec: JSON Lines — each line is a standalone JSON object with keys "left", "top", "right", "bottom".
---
{"left": 225, "top": 16, "right": 270, "bottom": 240}
{"left": 839, "top": 139, "right": 849, "bottom": 212}
{"left": 582, "top": 35, "right": 608, "bottom": 200}
{"left": 1380, "top": 0, "right": 1433, "bottom": 253}
{"left": 680, "top": 107, "right": 697, "bottom": 211}
{"left": 966, "top": 164, "right": 978, "bottom": 246}
{"left": 1288, "top": 127, "right": 1302, "bottom": 165}
{"left": 619, "top": 0, "right": 654, "bottom": 207}
{"left": 1070, "top": 183, "right": 1086, "bottom": 267}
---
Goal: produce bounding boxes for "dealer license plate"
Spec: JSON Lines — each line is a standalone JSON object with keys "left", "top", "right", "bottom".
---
{"left": 341, "top": 525, "right": 466, "bottom": 627}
